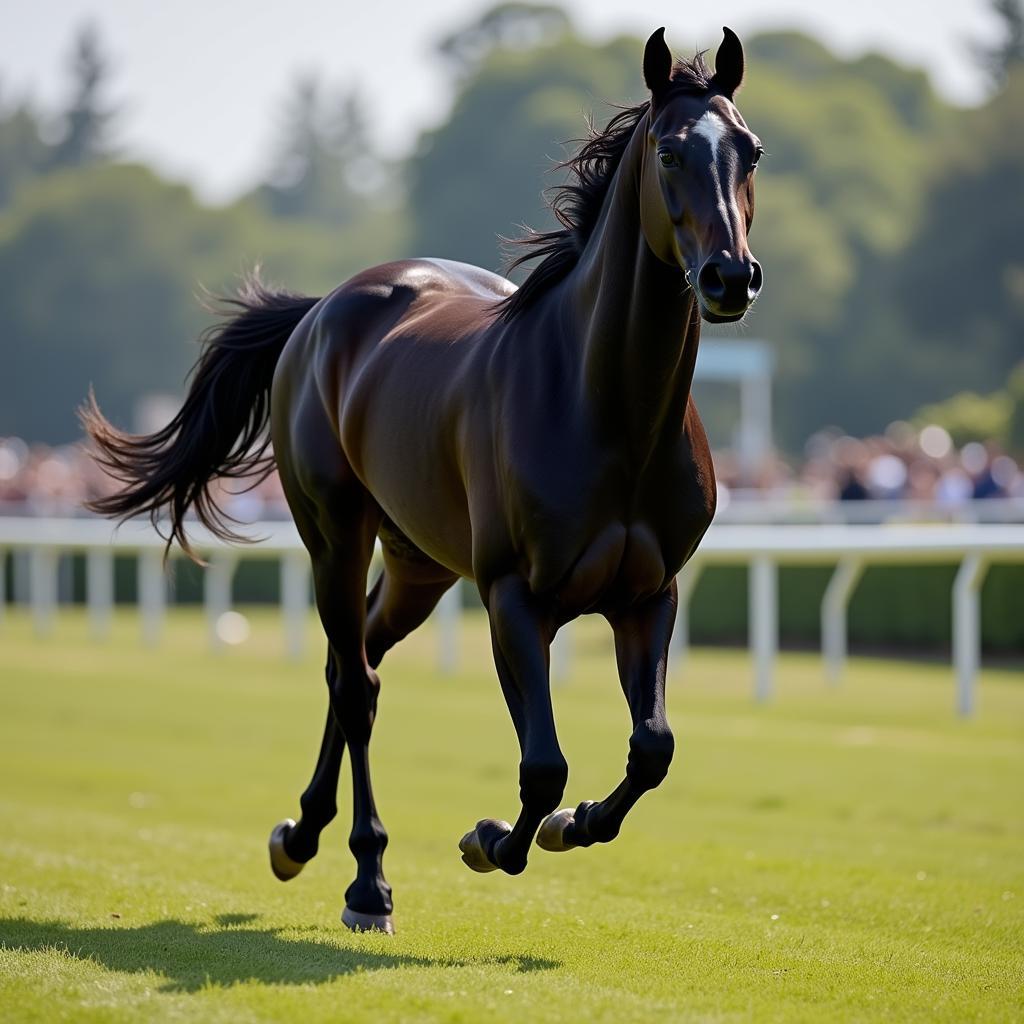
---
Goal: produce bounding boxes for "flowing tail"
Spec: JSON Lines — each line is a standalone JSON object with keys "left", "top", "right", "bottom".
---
{"left": 81, "top": 272, "right": 320, "bottom": 559}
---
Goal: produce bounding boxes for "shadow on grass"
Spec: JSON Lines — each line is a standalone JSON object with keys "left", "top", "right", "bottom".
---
{"left": 0, "top": 916, "right": 560, "bottom": 991}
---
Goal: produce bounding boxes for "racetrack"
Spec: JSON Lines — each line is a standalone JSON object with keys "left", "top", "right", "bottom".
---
{"left": 1, "top": 608, "right": 1021, "bottom": 1022}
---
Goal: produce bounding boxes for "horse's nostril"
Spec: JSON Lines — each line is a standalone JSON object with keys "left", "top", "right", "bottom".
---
{"left": 749, "top": 260, "right": 763, "bottom": 296}
{"left": 697, "top": 262, "right": 726, "bottom": 299}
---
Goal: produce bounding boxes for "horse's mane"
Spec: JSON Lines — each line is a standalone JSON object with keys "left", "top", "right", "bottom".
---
{"left": 496, "top": 54, "right": 713, "bottom": 322}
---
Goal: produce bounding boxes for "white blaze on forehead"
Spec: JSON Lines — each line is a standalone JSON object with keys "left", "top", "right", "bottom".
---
{"left": 691, "top": 111, "right": 728, "bottom": 162}
{"left": 690, "top": 109, "right": 733, "bottom": 231}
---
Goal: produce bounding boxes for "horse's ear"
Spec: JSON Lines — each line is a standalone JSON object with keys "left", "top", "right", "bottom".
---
{"left": 713, "top": 26, "right": 745, "bottom": 97}
{"left": 643, "top": 27, "right": 673, "bottom": 101}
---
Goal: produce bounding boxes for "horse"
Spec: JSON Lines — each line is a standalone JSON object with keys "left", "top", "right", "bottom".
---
{"left": 83, "top": 27, "right": 763, "bottom": 934}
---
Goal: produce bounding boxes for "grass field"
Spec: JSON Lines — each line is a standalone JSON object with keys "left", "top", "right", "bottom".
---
{"left": 0, "top": 607, "right": 1022, "bottom": 1023}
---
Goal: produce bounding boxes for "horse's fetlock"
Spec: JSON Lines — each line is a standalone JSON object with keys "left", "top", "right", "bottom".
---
{"left": 587, "top": 817, "right": 620, "bottom": 844}
{"left": 519, "top": 757, "right": 569, "bottom": 812}
{"left": 349, "top": 820, "right": 389, "bottom": 858}
{"left": 627, "top": 720, "right": 674, "bottom": 789}
{"left": 345, "top": 876, "right": 393, "bottom": 916}
{"left": 299, "top": 792, "right": 337, "bottom": 826}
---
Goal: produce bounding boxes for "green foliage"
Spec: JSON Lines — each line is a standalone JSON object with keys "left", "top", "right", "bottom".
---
{"left": 891, "top": 71, "right": 1024, "bottom": 401}
{"left": 409, "top": 32, "right": 643, "bottom": 271}
{"left": 914, "top": 387, "right": 1014, "bottom": 447}
{"left": 437, "top": 2, "right": 571, "bottom": 76}
{"left": 0, "top": 163, "right": 406, "bottom": 441}
{"left": 974, "top": 0, "right": 1024, "bottom": 87}
{"left": 743, "top": 33, "right": 947, "bottom": 256}
{"left": 729, "top": 34, "right": 954, "bottom": 440}
{"left": 1006, "top": 363, "right": 1024, "bottom": 454}
{"left": 0, "top": 93, "right": 49, "bottom": 208}
{"left": 249, "top": 78, "right": 381, "bottom": 227}
{"left": 47, "top": 23, "right": 116, "bottom": 171}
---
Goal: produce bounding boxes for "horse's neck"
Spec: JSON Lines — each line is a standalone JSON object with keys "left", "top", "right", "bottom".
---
{"left": 565, "top": 119, "right": 699, "bottom": 457}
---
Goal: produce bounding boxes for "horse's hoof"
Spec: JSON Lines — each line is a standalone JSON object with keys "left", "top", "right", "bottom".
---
{"left": 536, "top": 807, "right": 577, "bottom": 852}
{"left": 269, "top": 819, "right": 305, "bottom": 881}
{"left": 341, "top": 906, "right": 395, "bottom": 934}
{"left": 459, "top": 818, "right": 511, "bottom": 873}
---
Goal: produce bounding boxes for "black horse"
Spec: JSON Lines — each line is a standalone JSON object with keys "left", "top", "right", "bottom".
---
{"left": 84, "top": 27, "right": 763, "bottom": 933}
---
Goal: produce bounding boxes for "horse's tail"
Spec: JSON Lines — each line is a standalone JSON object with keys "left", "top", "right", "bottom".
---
{"left": 81, "top": 271, "right": 320, "bottom": 560}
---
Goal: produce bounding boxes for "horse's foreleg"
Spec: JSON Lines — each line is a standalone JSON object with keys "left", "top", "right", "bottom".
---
{"left": 537, "top": 583, "right": 676, "bottom": 852}
{"left": 459, "top": 574, "right": 567, "bottom": 876}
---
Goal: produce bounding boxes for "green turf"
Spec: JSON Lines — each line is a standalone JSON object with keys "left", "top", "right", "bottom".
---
{"left": 1, "top": 607, "right": 1022, "bottom": 1023}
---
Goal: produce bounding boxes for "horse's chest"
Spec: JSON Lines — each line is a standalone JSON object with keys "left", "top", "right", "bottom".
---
{"left": 508, "top": 438, "right": 713, "bottom": 614}
{"left": 540, "top": 519, "right": 667, "bottom": 614}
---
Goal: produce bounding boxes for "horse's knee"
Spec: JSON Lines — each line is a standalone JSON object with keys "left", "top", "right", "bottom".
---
{"left": 627, "top": 720, "right": 674, "bottom": 790}
{"left": 519, "top": 756, "right": 569, "bottom": 814}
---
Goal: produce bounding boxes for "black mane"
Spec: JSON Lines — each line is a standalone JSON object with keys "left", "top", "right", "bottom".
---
{"left": 496, "top": 54, "right": 712, "bottom": 322}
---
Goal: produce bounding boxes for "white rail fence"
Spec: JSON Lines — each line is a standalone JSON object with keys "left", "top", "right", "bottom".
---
{"left": 1, "top": 517, "right": 1022, "bottom": 717}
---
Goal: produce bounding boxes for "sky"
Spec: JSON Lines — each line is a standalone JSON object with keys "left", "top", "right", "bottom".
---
{"left": 2, "top": 0, "right": 1001, "bottom": 202}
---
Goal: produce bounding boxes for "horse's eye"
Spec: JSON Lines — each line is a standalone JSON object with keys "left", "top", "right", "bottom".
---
{"left": 752, "top": 147, "right": 764, "bottom": 168}
{"left": 658, "top": 149, "right": 676, "bottom": 168}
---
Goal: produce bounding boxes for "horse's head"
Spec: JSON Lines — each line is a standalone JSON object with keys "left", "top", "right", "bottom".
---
{"left": 639, "top": 27, "right": 763, "bottom": 323}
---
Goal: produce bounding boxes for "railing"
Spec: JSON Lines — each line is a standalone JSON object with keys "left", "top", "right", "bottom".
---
{"left": 1, "top": 517, "right": 1022, "bottom": 717}
{"left": 4, "top": 495, "right": 1023, "bottom": 525}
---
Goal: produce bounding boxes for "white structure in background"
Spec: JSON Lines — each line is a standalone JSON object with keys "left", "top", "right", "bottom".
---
{"left": 695, "top": 339, "right": 774, "bottom": 480}
{"left": 2, "top": 517, "right": 1022, "bottom": 719}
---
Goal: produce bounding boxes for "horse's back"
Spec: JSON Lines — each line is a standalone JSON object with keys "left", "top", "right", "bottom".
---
{"left": 272, "top": 257, "right": 513, "bottom": 575}
{"left": 328, "top": 257, "right": 514, "bottom": 326}
{"left": 275, "top": 256, "right": 513, "bottom": 405}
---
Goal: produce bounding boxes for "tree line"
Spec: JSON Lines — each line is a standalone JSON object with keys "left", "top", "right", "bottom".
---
{"left": 1, "top": 2, "right": 1021, "bottom": 449}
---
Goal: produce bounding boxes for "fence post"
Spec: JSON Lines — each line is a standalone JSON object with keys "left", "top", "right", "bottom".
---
{"left": 138, "top": 550, "right": 166, "bottom": 647}
{"left": 551, "top": 622, "right": 573, "bottom": 685}
{"left": 0, "top": 549, "right": 6, "bottom": 624}
{"left": 30, "top": 546, "right": 58, "bottom": 637}
{"left": 821, "top": 557, "right": 864, "bottom": 685}
{"left": 952, "top": 553, "right": 987, "bottom": 718}
{"left": 58, "top": 553, "right": 74, "bottom": 605}
{"left": 205, "top": 552, "right": 238, "bottom": 652}
{"left": 281, "top": 551, "right": 310, "bottom": 660}
{"left": 750, "top": 556, "right": 777, "bottom": 703}
{"left": 13, "top": 550, "right": 30, "bottom": 605}
{"left": 436, "top": 582, "right": 461, "bottom": 674}
{"left": 671, "top": 561, "right": 703, "bottom": 672}
{"left": 86, "top": 547, "right": 114, "bottom": 640}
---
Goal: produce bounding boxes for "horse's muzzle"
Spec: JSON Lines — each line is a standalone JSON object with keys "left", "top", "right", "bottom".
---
{"left": 696, "top": 255, "right": 762, "bottom": 321}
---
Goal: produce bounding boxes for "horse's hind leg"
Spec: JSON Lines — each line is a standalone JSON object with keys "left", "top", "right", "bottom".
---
{"left": 310, "top": 507, "right": 408, "bottom": 934}
{"left": 266, "top": 462, "right": 396, "bottom": 934}
{"left": 269, "top": 534, "right": 456, "bottom": 917}
{"left": 270, "top": 536, "right": 454, "bottom": 929}
{"left": 537, "top": 584, "right": 676, "bottom": 853}
{"left": 270, "top": 692, "right": 344, "bottom": 876}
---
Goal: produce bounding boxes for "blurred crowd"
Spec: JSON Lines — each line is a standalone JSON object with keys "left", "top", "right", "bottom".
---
{"left": 1, "top": 421, "right": 1022, "bottom": 521}
{"left": 713, "top": 422, "right": 1023, "bottom": 507}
